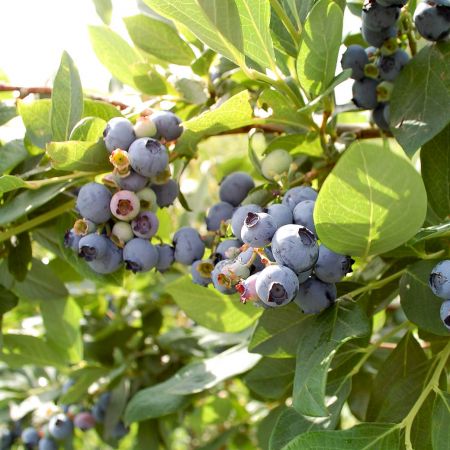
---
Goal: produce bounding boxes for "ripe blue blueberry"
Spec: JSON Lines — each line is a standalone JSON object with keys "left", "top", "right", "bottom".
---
{"left": 282, "top": 186, "right": 318, "bottom": 211}
{"left": 1, "top": 429, "right": 14, "bottom": 449}
{"left": 298, "top": 268, "right": 313, "bottom": 284}
{"left": 376, "top": 0, "right": 407, "bottom": 6}
{"left": 123, "top": 238, "right": 158, "bottom": 273}
{"left": 429, "top": 260, "right": 450, "bottom": 298}
{"left": 372, "top": 103, "right": 390, "bottom": 131}
{"left": 219, "top": 172, "right": 255, "bottom": 207}
{"left": 48, "top": 414, "right": 73, "bottom": 441}
{"left": 111, "top": 421, "right": 129, "bottom": 440}
{"left": 206, "top": 201, "right": 235, "bottom": 231}
{"left": 231, "top": 204, "right": 263, "bottom": 240}
{"left": 191, "top": 259, "right": 215, "bottom": 286}
{"left": 271, "top": 224, "right": 319, "bottom": 274}
{"left": 361, "top": 22, "right": 397, "bottom": 47}
{"left": 211, "top": 260, "right": 237, "bottom": 294}
{"left": 294, "top": 276, "right": 337, "bottom": 314}
{"left": 76, "top": 182, "right": 112, "bottom": 224}
{"left": 78, "top": 234, "right": 109, "bottom": 262}
{"left": 215, "top": 239, "right": 242, "bottom": 260}
{"left": 155, "top": 244, "right": 175, "bottom": 272}
{"left": 21, "top": 427, "right": 39, "bottom": 447}
{"left": 113, "top": 170, "right": 148, "bottom": 192}
{"left": 237, "top": 247, "right": 266, "bottom": 273}
{"left": 73, "top": 412, "right": 96, "bottom": 431}
{"left": 151, "top": 179, "right": 179, "bottom": 208}
{"left": 362, "top": 3, "right": 400, "bottom": 30}
{"left": 131, "top": 210, "right": 159, "bottom": 239}
{"left": 173, "top": 227, "right": 205, "bottom": 265}
{"left": 255, "top": 265, "right": 299, "bottom": 307}
{"left": 341, "top": 45, "right": 370, "bottom": 80}
{"left": 128, "top": 138, "right": 169, "bottom": 178}
{"left": 38, "top": 438, "right": 58, "bottom": 450}
{"left": 87, "top": 239, "right": 122, "bottom": 274}
{"left": 378, "top": 50, "right": 410, "bottom": 81}
{"left": 352, "top": 78, "right": 379, "bottom": 109}
{"left": 103, "top": 117, "right": 136, "bottom": 153}
{"left": 241, "top": 212, "right": 277, "bottom": 247}
{"left": 440, "top": 300, "right": 450, "bottom": 330}
{"left": 151, "top": 111, "right": 183, "bottom": 141}
{"left": 266, "top": 204, "right": 293, "bottom": 228}
{"left": 414, "top": 2, "right": 450, "bottom": 41}
{"left": 64, "top": 228, "right": 81, "bottom": 252}
{"left": 216, "top": 259, "right": 250, "bottom": 289}
{"left": 293, "top": 200, "right": 316, "bottom": 235}
{"left": 314, "top": 245, "right": 354, "bottom": 283}
{"left": 92, "top": 393, "right": 110, "bottom": 423}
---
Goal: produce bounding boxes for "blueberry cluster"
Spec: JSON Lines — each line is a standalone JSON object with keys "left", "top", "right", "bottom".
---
{"left": 429, "top": 260, "right": 450, "bottom": 331}
{"left": 190, "top": 171, "right": 355, "bottom": 314}
{"left": 64, "top": 111, "right": 183, "bottom": 274}
{"left": 414, "top": 0, "right": 450, "bottom": 42}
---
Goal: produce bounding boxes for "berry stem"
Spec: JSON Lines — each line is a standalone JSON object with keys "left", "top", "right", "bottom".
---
{"left": 347, "top": 268, "right": 407, "bottom": 297}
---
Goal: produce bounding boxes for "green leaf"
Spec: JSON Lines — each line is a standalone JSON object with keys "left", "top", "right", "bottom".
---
{"left": 135, "top": 420, "right": 160, "bottom": 450}
{"left": 390, "top": 42, "right": 450, "bottom": 156}
{"left": 0, "top": 176, "right": 29, "bottom": 194}
{"left": 1, "top": 334, "right": 66, "bottom": 368}
{"left": 410, "top": 391, "right": 435, "bottom": 450}
{"left": 7, "top": 232, "right": 32, "bottom": 281}
{"left": 0, "top": 102, "right": 16, "bottom": 126}
{"left": 281, "top": 423, "right": 400, "bottom": 450}
{"left": 88, "top": 26, "right": 143, "bottom": 88}
{"left": 249, "top": 303, "right": 307, "bottom": 357}
{"left": 93, "top": 0, "right": 112, "bottom": 25}
{"left": 282, "top": 0, "right": 313, "bottom": 25}
{"left": 244, "top": 358, "right": 295, "bottom": 399}
{"left": 314, "top": 139, "right": 427, "bottom": 257}
{"left": 296, "top": 0, "right": 343, "bottom": 98}
{"left": 0, "top": 182, "right": 70, "bottom": 226}
{"left": 82, "top": 99, "right": 122, "bottom": 121}
{"left": 400, "top": 260, "right": 449, "bottom": 336}
{"left": 40, "top": 297, "right": 83, "bottom": 363}
{"left": 0, "top": 285, "right": 18, "bottom": 315}
{"left": 69, "top": 117, "right": 107, "bottom": 141}
{"left": 13, "top": 258, "right": 69, "bottom": 301}
{"left": 420, "top": 125, "right": 450, "bottom": 220}
{"left": 165, "top": 275, "right": 261, "bottom": 333}
{"left": 47, "top": 140, "right": 111, "bottom": 172}
{"left": 51, "top": 51, "right": 84, "bottom": 142}
{"left": 366, "top": 333, "right": 429, "bottom": 422}
{"left": 265, "top": 133, "right": 322, "bottom": 157}
{"left": 0, "top": 140, "right": 29, "bottom": 175}
{"left": 293, "top": 299, "right": 370, "bottom": 417}
{"left": 145, "top": 0, "right": 245, "bottom": 66}
{"left": 17, "top": 99, "right": 52, "bottom": 149}
{"left": 432, "top": 390, "right": 450, "bottom": 450}
{"left": 124, "top": 14, "right": 195, "bottom": 65}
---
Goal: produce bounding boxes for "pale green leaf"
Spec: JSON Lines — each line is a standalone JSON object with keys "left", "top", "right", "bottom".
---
{"left": 432, "top": 390, "right": 450, "bottom": 450}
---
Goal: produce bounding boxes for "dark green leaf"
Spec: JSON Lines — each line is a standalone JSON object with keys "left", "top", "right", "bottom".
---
{"left": 0, "top": 286, "right": 18, "bottom": 315}
{"left": 390, "top": 42, "right": 450, "bottom": 156}
{"left": 0, "top": 103, "right": 16, "bottom": 126}
{"left": 124, "top": 14, "right": 195, "bottom": 65}
{"left": 410, "top": 391, "right": 435, "bottom": 450}
{"left": 7, "top": 232, "right": 32, "bottom": 281}
{"left": 93, "top": 0, "right": 112, "bottom": 25}
{"left": 104, "top": 379, "right": 129, "bottom": 439}
{"left": 0, "top": 176, "right": 28, "bottom": 194}
{"left": 314, "top": 139, "right": 427, "bottom": 257}
{"left": 258, "top": 406, "right": 286, "bottom": 450}
{"left": 51, "top": 51, "right": 84, "bottom": 141}
{"left": 432, "top": 390, "right": 450, "bottom": 450}
{"left": 293, "top": 299, "right": 370, "bottom": 416}
{"left": 134, "top": 420, "right": 160, "bottom": 450}
{"left": 0, "top": 140, "right": 28, "bottom": 175}
{"left": 400, "top": 260, "right": 449, "bottom": 336}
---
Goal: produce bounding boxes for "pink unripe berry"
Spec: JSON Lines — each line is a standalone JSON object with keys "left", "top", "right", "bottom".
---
{"left": 110, "top": 190, "right": 140, "bottom": 221}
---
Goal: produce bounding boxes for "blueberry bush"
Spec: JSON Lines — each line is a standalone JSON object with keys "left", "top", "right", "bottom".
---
{"left": 0, "top": 0, "right": 449, "bottom": 449}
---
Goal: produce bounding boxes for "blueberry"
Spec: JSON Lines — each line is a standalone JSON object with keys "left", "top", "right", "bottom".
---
{"left": 440, "top": 300, "right": 450, "bottom": 330}
{"left": 341, "top": 45, "right": 369, "bottom": 80}
{"left": 414, "top": 2, "right": 450, "bottom": 41}
{"left": 429, "top": 260, "right": 450, "bottom": 298}
{"left": 314, "top": 245, "right": 354, "bottom": 283}
{"left": 266, "top": 204, "right": 293, "bottom": 228}
{"left": 236, "top": 272, "right": 261, "bottom": 303}
{"left": 255, "top": 265, "right": 299, "bottom": 307}
{"left": 298, "top": 268, "right": 313, "bottom": 284}
{"left": 110, "top": 190, "right": 140, "bottom": 221}
{"left": 271, "top": 224, "right": 319, "bottom": 274}
{"left": 352, "top": 78, "right": 379, "bottom": 109}
{"left": 38, "top": 438, "right": 57, "bottom": 450}
{"left": 151, "top": 111, "right": 183, "bottom": 141}
{"left": 219, "top": 172, "right": 255, "bottom": 206}
{"left": 64, "top": 228, "right": 81, "bottom": 252}
{"left": 241, "top": 212, "right": 277, "bottom": 247}
{"left": 103, "top": 117, "right": 136, "bottom": 153}
{"left": 87, "top": 239, "right": 123, "bottom": 274}
{"left": 294, "top": 276, "right": 337, "bottom": 314}
{"left": 191, "top": 259, "right": 215, "bottom": 286}
{"left": 173, "top": 227, "right": 205, "bottom": 265}
{"left": 131, "top": 210, "right": 159, "bottom": 239}
{"left": 151, "top": 179, "right": 179, "bottom": 208}
{"left": 215, "top": 259, "right": 250, "bottom": 288}
{"left": 92, "top": 393, "right": 110, "bottom": 423}
{"left": 78, "top": 234, "right": 109, "bottom": 262}
{"left": 128, "top": 138, "right": 169, "bottom": 178}
{"left": 21, "top": 427, "right": 39, "bottom": 447}
{"left": 231, "top": 204, "right": 263, "bottom": 240}
{"left": 137, "top": 187, "right": 158, "bottom": 212}
{"left": 378, "top": 50, "right": 409, "bottom": 81}
{"left": 237, "top": 247, "right": 266, "bottom": 273}
{"left": 76, "top": 182, "right": 112, "bottom": 224}
{"left": 48, "top": 414, "right": 73, "bottom": 441}
{"left": 261, "top": 149, "right": 293, "bottom": 180}
{"left": 73, "top": 412, "right": 96, "bottom": 431}
{"left": 155, "top": 244, "right": 175, "bottom": 272}
{"left": 293, "top": 200, "right": 316, "bottom": 235}
{"left": 282, "top": 186, "right": 318, "bottom": 212}
{"left": 110, "top": 421, "right": 129, "bottom": 440}
{"left": 215, "top": 239, "right": 242, "bottom": 260}
{"left": 123, "top": 238, "right": 158, "bottom": 273}
{"left": 211, "top": 260, "right": 237, "bottom": 294}
{"left": 111, "top": 221, "right": 134, "bottom": 247}
{"left": 113, "top": 170, "right": 148, "bottom": 192}
{"left": 134, "top": 116, "right": 157, "bottom": 138}
{"left": 361, "top": 22, "right": 397, "bottom": 47}
{"left": 372, "top": 103, "right": 391, "bottom": 131}
{"left": 0, "top": 428, "right": 14, "bottom": 449}
{"left": 365, "top": 46, "right": 378, "bottom": 58}
{"left": 362, "top": 3, "right": 400, "bottom": 30}
{"left": 206, "top": 201, "right": 235, "bottom": 231}
{"left": 376, "top": 0, "right": 407, "bottom": 6}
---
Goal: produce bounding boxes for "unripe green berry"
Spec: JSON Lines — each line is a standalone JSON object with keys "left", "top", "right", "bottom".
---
{"left": 261, "top": 149, "right": 293, "bottom": 180}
